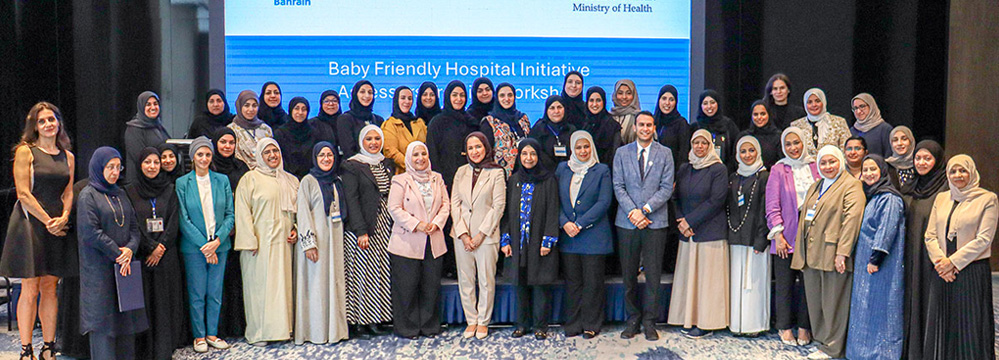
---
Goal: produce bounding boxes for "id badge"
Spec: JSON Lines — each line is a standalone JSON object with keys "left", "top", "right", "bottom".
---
{"left": 330, "top": 210, "right": 342, "bottom": 223}
{"left": 714, "top": 145, "right": 723, "bottom": 158}
{"left": 804, "top": 209, "right": 816, "bottom": 222}
{"left": 737, "top": 194, "right": 745, "bottom": 207}
{"left": 146, "top": 217, "right": 164, "bottom": 233}
{"left": 554, "top": 146, "right": 568, "bottom": 157}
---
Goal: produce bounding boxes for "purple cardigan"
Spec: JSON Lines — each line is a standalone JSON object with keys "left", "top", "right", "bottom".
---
{"left": 764, "top": 162, "right": 820, "bottom": 254}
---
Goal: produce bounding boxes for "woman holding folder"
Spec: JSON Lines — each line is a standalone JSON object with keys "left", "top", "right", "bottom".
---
{"left": 77, "top": 147, "right": 149, "bottom": 360}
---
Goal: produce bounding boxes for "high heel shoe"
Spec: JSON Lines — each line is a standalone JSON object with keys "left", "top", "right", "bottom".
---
{"left": 20, "top": 344, "right": 36, "bottom": 360}
{"left": 462, "top": 325, "right": 476, "bottom": 339}
{"left": 475, "top": 325, "right": 489, "bottom": 339}
{"left": 39, "top": 342, "right": 55, "bottom": 360}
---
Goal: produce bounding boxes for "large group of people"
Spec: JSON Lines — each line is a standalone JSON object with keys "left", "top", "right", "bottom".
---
{"left": 1, "top": 71, "right": 995, "bottom": 360}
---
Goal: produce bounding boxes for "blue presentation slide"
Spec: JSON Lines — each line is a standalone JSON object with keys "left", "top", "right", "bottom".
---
{"left": 225, "top": 0, "right": 691, "bottom": 121}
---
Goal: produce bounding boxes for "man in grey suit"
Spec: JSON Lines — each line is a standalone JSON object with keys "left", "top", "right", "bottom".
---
{"left": 612, "top": 111, "right": 674, "bottom": 341}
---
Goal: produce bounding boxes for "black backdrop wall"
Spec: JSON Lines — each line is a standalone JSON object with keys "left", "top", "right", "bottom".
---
{"left": 0, "top": 0, "right": 948, "bottom": 187}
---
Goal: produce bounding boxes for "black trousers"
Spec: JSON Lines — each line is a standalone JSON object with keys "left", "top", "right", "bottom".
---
{"left": 390, "top": 240, "right": 443, "bottom": 337}
{"left": 562, "top": 253, "right": 606, "bottom": 334}
{"left": 617, "top": 227, "right": 667, "bottom": 329}
{"left": 515, "top": 266, "right": 552, "bottom": 330}
{"left": 772, "top": 254, "right": 810, "bottom": 330}
{"left": 442, "top": 221, "right": 457, "bottom": 278}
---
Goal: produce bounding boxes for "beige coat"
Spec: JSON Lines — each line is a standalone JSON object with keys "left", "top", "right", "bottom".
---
{"left": 791, "top": 175, "right": 866, "bottom": 272}
{"left": 924, "top": 190, "right": 998, "bottom": 270}
{"left": 449, "top": 165, "right": 506, "bottom": 244}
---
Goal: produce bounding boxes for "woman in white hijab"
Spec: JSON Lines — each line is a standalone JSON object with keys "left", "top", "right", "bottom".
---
{"left": 340, "top": 124, "right": 396, "bottom": 336}
{"left": 726, "top": 135, "right": 771, "bottom": 335}
{"left": 234, "top": 137, "right": 300, "bottom": 345}
{"left": 789, "top": 88, "right": 851, "bottom": 158}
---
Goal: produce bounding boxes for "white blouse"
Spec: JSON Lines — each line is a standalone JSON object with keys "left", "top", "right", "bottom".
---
{"left": 197, "top": 173, "right": 216, "bottom": 238}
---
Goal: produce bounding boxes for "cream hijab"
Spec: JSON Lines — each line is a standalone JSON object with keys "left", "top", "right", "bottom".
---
{"left": 253, "top": 137, "right": 300, "bottom": 212}
{"left": 349, "top": 124, "right": 387, "bottom": 166}
{"left": 947, "top": 154, "right": 990, "bottom": 202}
{"left": 736, "top": 135, "right": 764, "bottom": 177}
{"left": 688, "top": 129, "right": 722, "bottom": 170}
{"left": 777, "top": 127, "right": 815, "bottom": 167}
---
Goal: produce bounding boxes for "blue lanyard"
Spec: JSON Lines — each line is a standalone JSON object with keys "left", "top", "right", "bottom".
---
{"left": 546, "top": 124, "right": 564, "bottom": 146}
{"left": 150, "top": 198, "right": 158, "bottom": 218}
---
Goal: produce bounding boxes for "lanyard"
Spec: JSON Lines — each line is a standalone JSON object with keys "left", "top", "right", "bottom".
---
{"left": 245, "top": 128, "right": 256, "bottom": 140}
{"left": 812, "top": 180, "right": 829, "bottom": 210}
{"left": 546, "top": 123, "right": 564, "bottom": 146}
{"left": 150, "top": 198, "right": 158, "bottom": 218}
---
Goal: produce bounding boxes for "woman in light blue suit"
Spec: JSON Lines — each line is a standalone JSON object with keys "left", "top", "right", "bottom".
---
{"left": 175, "top": 136, "right": 235, "bottom": 353}
{"left": 556, "top": 130, "right": 613, "bottom": 339}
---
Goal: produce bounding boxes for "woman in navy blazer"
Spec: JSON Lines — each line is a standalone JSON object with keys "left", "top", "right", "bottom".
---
{"left": 175, "top": 137, "right": 236, "bottom": 352}
{"left": 556, "top": 131, "right": 613, "bottom": 339}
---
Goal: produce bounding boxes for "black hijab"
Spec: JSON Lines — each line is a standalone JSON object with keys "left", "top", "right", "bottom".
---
{"left": 653, "top": 85, "right": 684, "bottom": 129}
{"left": 201, "top": 89, "right": 232, "bottom": 128}
{"left": 415, "top": 81, "right": 441, "bottom": 123}
{"left": 539, "top": 95, "right": 571, "bottom": 133}
{"left": 315, "top": 90, "right": 342, "bottom": 126}
{"left": 512, "top": 138, "right": 554, "bottom": 184}
{"left": 211, "top": 127, "right": 239, "bottom": 174}
{"left": 562, "top": 71, "right": 587, "bottom": 126}
{"left": 488, "top": 82, "right": 527, "bottom": 137}
{"left": 309, "top": 141, "right": 340, "bottom": 215}
{"left": 862, "top": 154, "right": 903, "bottom": 199}
{"left": 279, "top": 97, "right": 313, "bottom": 142}
{"left": 744, "top": 99, "right": 782, "bottom": 168}
{"left": 467, "top": 77, "right": 494, "bottom": 120}
{"left": 133, "top": 147, "right": 170, "bottom": 199}
{"left": 157, "top": 143, "right": 185, "bottom": 181}
{"left": 438, "top": 80, "right": 478, "bottom": 126}
{"left": 585, "top": 87, "right": 611, "bottom": 121}
{"left": 258, "top": 81, "right": 288, "bottom": 127}
{"left": 696, "top": 90, "right": 730, "bottom": 134}
{"left": 347, "top": 80, "right": 376, "bottom": 123}
{"left": 391, "top": 86, "right": 417, "bottom": 133}
{"left": 907, "top": 140, "right": 948, "bottom": 199}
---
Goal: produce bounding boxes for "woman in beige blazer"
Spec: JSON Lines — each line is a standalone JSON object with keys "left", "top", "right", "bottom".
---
{"left": 791, "top": 145, "right": 866, "bottom": 360}
{"left": 450, "top": 132, "right": 507, "bottom": 339}
{"left": 921, "top": 154, "right": 997, "bottom": 359}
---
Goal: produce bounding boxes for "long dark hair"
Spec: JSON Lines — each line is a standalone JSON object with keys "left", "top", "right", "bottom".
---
{"left": 15, "top": 101, "right": 72, "bottom": 153}
{"left": 762, "top": 73, "right": 793, "bottom": 106}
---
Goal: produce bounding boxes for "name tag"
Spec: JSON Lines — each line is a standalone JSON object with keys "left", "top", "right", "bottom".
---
{"left": 714, "top": 145, "right": 723, "bottom": 158}
{"left": 330, "top": 210, "right": 342, "bottom": 223}
{"left": 554, "top": 146, "right": 567, "bottom": 157}
{"left": 805, "top": 209, "right": 816, "bottom": 222}
{"left": 146, "top": 217, "right": 164, "bottom": 233}
{"left": 737, "top": 194, "right": 745, "bottom": 207}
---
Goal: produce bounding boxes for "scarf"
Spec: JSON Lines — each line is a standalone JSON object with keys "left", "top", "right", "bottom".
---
{"left": 653, "top": 85, "right": 684, "bottom": 131}
{"left": 695, "top": 90, "right": 730, "bottom": 134}
{"left": 315, "top": 90, "right": 342, "bottom": 126}
{"left": 133, "top": 147, "right": 170, "bottom": 199}
{"left": 202, "top": 89, "right": 232, "bottom": 127}
{"left": 803, "top": 88, "right": 830, "bottom": 123}
{"left": 405, "top": 141, "right": 433, "bottom": 183}
{"left": 157, "top": 143, "right": 184, "bottom": 180}
{"left": 126, "top": 91, "right": 169, "bottom": 133}
{"left": 279, "top": 96, "right": 312, "bottom": 143}
{"left": 512, "top": 138, "right": 554, "bottom": 184}
{"left": 210, "top": 127, "right": 239, "bottom": 174}
{"left": 391, "top": 86, "right": 416, "bottom": 132}
{"left": 851, "top": 93, "right": 886, "bottom": 132}
{"left": 908, "top": 140, "right": 948, "bottom": 199}
{"left": 747, "top": 99, "right": 780, "bottom": 137}
{"left": 309, "top": 141, "right": 339, "bottom": 215}
{"left": 438, "top": 80, "right": 478, "bottom": 127}
{"left": 567, "top": 130, "right": 599, "bottom": 175}
{"left": 861, "top": 154, "right": 902, "bottom": 199}
{"left": 465, "top": 131, "right": 502, "bottom": 169}
{"left": 258, "top": 81, "right": 288, "bottom": 127}
{"left": 488, "top": 82, "right": 528, "bottom": 137}
{"left": 816, "top": 145, "right": 847, "bottom": 181}
{"left": 562, "top": 71, "right": 587, "bottom": 125}
{"left": 415, "top": 81, "right": 441, "bottom": 123}
{"left": 539, "top": 94, "right": 571, "bottom": 135}
{"left": 736, "top": 135, "right": 764, "bottom": 176}
{"left": 777, "top": 127, "right": 816, "bottom": 167}
{"left": 253, "top": 137, "right": 299, "bottom": 212}
{"left": 610, "top": 79, "right": 641, "bottom": 117}
{"left": 885, "top": 125, "right": 915, "bottom": 170}
{"left": 689, "top": 129, "right": 723, "bottom": 170}
{"left": 467, "top": 77, "right": 494, "bottom": 120}
{"left": 946, "top": 154, "right": 990, "bottom": 202}
{"left": 346, "top": 80, "right": 376, "bottom": 124}
{"left": 88, "top": 147, "right": 122, "bottom": 194}
{"left": 232, "top": 90, "right": 264, "bottom": 130}
{"left": 348, "top": 124, "right": 386, "bottom": 166}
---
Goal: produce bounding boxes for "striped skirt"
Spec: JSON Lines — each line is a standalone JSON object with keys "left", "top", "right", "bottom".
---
{"left": 922, "top": 259, "right": 995, "bottom": 360}
{"left": 344, "top": 198, "right": 394, "bottom": 325}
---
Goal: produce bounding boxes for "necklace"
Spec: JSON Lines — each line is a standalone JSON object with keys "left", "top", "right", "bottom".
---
{"left": 104, "top": 194, "right": 125, "bottom": 227}
{"left": 727, "top": 174, "right": 759, "bottom": 233}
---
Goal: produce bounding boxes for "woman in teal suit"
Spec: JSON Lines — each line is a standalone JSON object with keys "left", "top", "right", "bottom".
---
{"left": 176, "top": 136, "right": 236, "bottom": 353}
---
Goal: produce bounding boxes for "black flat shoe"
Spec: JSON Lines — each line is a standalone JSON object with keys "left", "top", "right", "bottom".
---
{"left": 582, "top": 330, "right": 597, "bottom": 339}
{"left": 369, "top": 324, "right": 392, "bottom": 336}
{"left": 620, "top": 327, "right": 640, "bottom": 339}
{"left": 534, "top": 329, "right": 548, "bottom": 340}
{"left": 644, "top": 327, "right": 659, "bottom": 341}
{"left": 564, "top": 330, "right": 581, "bottom": 338}
{"left": 511, "top": 328, "right": 528, "bottom": 338}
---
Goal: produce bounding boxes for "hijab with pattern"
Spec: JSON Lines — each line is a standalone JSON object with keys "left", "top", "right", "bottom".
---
{"left": 689, "top": 129, "right": 723, "bottom": 170}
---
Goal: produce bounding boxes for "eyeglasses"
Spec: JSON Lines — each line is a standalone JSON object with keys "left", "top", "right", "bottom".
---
{"left": 851, "top": 104, "right": 869, "bottom": 111}
{"left": 845, "top": 146, "right": 865, "bottom": 152}
{"left": 105, "top": 165, "right": 124, "bottom": 172}
{"left": 322, "top": 100, "right": 339, "bottom": 105}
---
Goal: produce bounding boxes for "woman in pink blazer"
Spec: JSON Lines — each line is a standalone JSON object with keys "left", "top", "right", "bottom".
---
{"left": 387, "top": 141, "right": 450, "bottom": 339}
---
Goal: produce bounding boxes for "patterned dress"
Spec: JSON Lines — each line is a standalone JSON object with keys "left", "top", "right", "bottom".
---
{"left": 789, "top": 115, "right": 851, "bottom": 157}
{"left": 484, "top": 115, "right": 531, "bottom": 173}
{"left": 344, "top": 164, "right": 394, "bottom": 325}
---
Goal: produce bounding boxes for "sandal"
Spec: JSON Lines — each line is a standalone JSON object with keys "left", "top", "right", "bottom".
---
{"left": 39, "top": 342, "right": 55, "bottom": 360}
{"left": 582, "top": 330, "right": 597, "bottom": 339}
{"left": 20, "top": 344, "right": 36, "bottom": 360}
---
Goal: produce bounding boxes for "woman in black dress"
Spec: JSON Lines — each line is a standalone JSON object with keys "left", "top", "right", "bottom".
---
{"left": 501, "top": 138, "right": 560, "bottom": 340}
{"left": 692, "top": 90, "right": 740, "bottom": 173}
{"left": 529, "top": 95, "right": 576, "bottom": 164}
{"left": 124, "top": 147, "right": 188, "bottom": 359}
{"left": 158, "top": 143, "right": 186, "bottom": 182}
{"left": 0, "top": 102, "right": 75, "bottom": 360}
{"left": 188, "top": 89, "right": 233, "bottom": 139}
